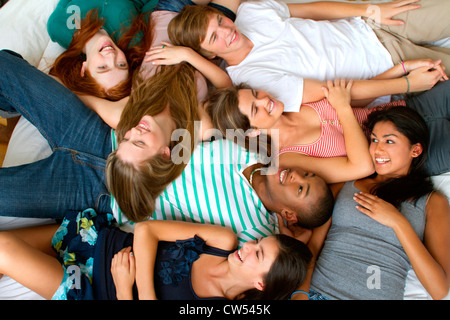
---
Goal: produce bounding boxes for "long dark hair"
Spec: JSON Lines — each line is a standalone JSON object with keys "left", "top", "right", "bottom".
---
{"left": 364, "top": 106, "right": 435, "bottom": 207}
{"left": 237, "top": 234, "right": 312, "bottom": 300}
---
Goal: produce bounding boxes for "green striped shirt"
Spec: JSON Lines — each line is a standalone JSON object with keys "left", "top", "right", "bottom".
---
{"left": 111, "top": 131, "right": 278, "bottom": 246}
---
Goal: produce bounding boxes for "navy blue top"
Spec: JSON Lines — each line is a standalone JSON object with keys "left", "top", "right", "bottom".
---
{"left": 93, "top": 230, "right": 231, "bottom": 300}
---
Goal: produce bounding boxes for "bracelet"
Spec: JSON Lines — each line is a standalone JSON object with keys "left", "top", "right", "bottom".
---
{"left": 400, "top": 61, "right": 408, "bottom": 74}
{"left": 402, "top": 76, "right": 410, "bottom": 94}
{"left": 289, "top": 290, "right": 310, "bottom": 300}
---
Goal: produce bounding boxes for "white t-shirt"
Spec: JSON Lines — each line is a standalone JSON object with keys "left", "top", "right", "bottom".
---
{"left": 227, "top": 0, "right": 394, "bottom": 112}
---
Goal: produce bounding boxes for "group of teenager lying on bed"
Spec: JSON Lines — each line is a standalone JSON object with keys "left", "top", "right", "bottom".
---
{"left": 0, "top": 0, "right": 449, "bottom": 300}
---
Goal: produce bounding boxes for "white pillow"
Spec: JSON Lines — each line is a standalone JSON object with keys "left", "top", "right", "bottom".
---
{"left": 0, "top": 0, "right": 60, "bottom": 66}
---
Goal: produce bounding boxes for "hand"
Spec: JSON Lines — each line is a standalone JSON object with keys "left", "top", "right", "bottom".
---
{"left": 322, "top": 78, "right": 353, "bottom": 112}
{"left": 366, "top": 0, "right": 421, "bottom": 26}
{"left": 111, "top": 247, "right": 136, "bottom": 300}
{"left": 405, "top": 59, "right": 448, "bottom": 82}
{"left": 353, "top": 192, "right": 406, "bottom": 229}
{"left": 407, "top": 63, "right": 445, "bottom": 92}
{"left": 277, "top": 213, "right": 312, "bottom": 244}
{"left": 145, "top": 41, "right": 191, "bottom": 66}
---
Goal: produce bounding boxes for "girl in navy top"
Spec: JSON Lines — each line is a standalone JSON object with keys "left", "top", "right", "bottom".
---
{"left": 0, "top": 213, "right": 312, "bottom": 300}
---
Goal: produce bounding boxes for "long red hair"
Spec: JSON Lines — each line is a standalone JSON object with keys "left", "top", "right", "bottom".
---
{"left": 50, "top": 9, "right": 153, "bottom": 101}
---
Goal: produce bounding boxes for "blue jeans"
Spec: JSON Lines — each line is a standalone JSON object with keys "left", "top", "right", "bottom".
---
{"left": 155, "top": 0, "right": 196, "bottom": 12}
{"left": 309, "top": 289, "right": 329, "bottom": 300}
{"left": 0, "top": 50, "right": 112, "bottom": 219}
{"left": 405, "top": 81, "right": 450, "bottom": 176}
{"left": 155, "top": 0, "right": 236, "bottom": 21}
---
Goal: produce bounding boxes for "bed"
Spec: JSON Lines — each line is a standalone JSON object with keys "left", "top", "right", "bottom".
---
{"left": 0, "top": 0, "right": 448, "bottom": 300}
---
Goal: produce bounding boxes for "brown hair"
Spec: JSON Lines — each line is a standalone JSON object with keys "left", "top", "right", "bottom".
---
{"left": 364, "top": 106, "right": 434, "bottom": 207}
{"left": 168, "top": 5, "right": 220, "bottom": 57}
{"left": 49, "top": 9, "right": 153, "bottom": 101}
{"left": 106, "top": 63, "right": 200, "bottom": 222}
{"left": 238, "top": 234, "right": 312, "bottom": 300}
{"left": 206, "top": 84, "right": 273, "bottom": 158}
{"left": 207, "top": 84, "right": 252, "bottom": 135}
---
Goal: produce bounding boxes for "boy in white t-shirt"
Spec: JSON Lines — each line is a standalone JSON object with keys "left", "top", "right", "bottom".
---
{"left": 160, "top": 0, "right": 448, "bottom": 111}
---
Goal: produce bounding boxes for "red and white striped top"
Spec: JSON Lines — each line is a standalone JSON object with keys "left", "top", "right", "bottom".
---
{"left": 278, "top": 99, "right": 406, "bottom": 158}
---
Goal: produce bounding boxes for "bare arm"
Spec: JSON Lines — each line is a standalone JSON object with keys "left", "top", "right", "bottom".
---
{"left": 77, "top": 95, "right": 128, "bottom": 129}
{"left": 420, "top": 193, "right": 450, "bottom": 299}
{"left": 48, "top": 74, "right": 127, "bottom": 128}
{"left": 302, "top": 65, "right": 444, "bottom": 105}
{"left": 281, "top": 79, "right": 375, "bottom": 184}
{"left": 133, "top": 220, "right": 237, "bottom": 300}
{"left": 287, "top": 0, "right": 420, "bottom": 25}
{"left": 146, "top": 42, "right": 232, "bottom": 89}
{"left": 354, "top": 192, "right": 450, "bottom": 300}
{"left": 371, "top": 59, "right": 448, "bottom": 81}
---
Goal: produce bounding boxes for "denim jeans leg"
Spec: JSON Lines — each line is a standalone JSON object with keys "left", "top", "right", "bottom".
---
{"left": 155, "top": 0, "right": 196, "bottom": 12}
{"left": 405, "top": 81, "right": 450, "bottom": 176}
{"left": 0, "top": 150, "right": 111, "bottom": 219}
{"left": 0, "top": 50, "right": 113, "bottom": 218}
{"left": 0, "top": 50, "right": 112, "bottom": 158}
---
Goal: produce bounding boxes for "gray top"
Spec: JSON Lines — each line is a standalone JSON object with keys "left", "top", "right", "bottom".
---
{"left": 310, "top": 181, "right": 428, "bottom": 300}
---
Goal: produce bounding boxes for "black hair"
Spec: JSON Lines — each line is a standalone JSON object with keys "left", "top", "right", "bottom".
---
{"left": 238, "top": 234, "right": 312, "bottom": 300}
{"left": 296, "top": 184, "right": 334, "bottom": 229}
{"left": 364, "top": 106, "right": 435, "bottom": 207}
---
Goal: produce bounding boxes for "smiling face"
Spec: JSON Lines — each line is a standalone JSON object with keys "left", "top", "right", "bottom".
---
{"left": 370, "top": 120, "right": 422, "bottom": 178}
{"left": 229, "top": 236, "right": 280, "bottom": 291}
{"left": 82, "top": 30, "right": 129, "bottom": 91}
{"left": 250, "top": 166, "right": 329, "bottom": 224}
{"left": 237, "top": 89, "right": 284, "bottom": 129}
{"left": 267, "top": 168, "right": 328, "bottom": 213}
{"left": 116, "top": 115, "right": 172, "bottom": 168}
{"left": 200, "top": 13, "right": 244, "bottom": 58}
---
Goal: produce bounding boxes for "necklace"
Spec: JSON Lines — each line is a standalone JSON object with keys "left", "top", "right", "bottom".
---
{"left": 249, "top": 167, "right": 264, "bottom": 187}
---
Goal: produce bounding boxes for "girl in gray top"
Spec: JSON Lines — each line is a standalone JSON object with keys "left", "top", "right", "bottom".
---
{"left": 296, "top": 106, "right": 450, "bottom": 300}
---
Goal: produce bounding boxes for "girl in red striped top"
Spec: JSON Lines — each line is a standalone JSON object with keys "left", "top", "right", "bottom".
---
{"left": 278, "top": 98, "right": 406, "bottom": 158}
{"left": 206, "top": 59, "right": 445, "bottom": 184}
{"left": 208, "top": 79, "right": 375, "bottom": 183}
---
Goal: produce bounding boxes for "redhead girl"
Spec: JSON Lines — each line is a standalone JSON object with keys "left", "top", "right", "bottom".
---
{"left": 0, "top": 1, "right": 236, "bottom": 222}
{"left": 206, "top": 59, "right": 449, "bottom": 184}
{"left": 47, "top": 0, "right": 158, "bottom": 101}
{"left": 0, "top": 49, "right": 201, "bottom": 222}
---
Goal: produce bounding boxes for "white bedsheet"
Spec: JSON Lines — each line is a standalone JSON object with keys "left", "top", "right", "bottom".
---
{"left": 0, "top": 0, "right": 448, "bottom": 300}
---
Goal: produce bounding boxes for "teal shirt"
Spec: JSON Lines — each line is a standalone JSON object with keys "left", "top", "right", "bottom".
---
{"left": 47, "top": 0, "right": 158, "bottom": 48}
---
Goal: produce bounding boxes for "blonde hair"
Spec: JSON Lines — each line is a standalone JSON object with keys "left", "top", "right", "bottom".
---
{"left": 106, "top": 64, "right": 199, "bottom": 222}
{"left": 168, "top": 5, "right": 220, "bottom": 57}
